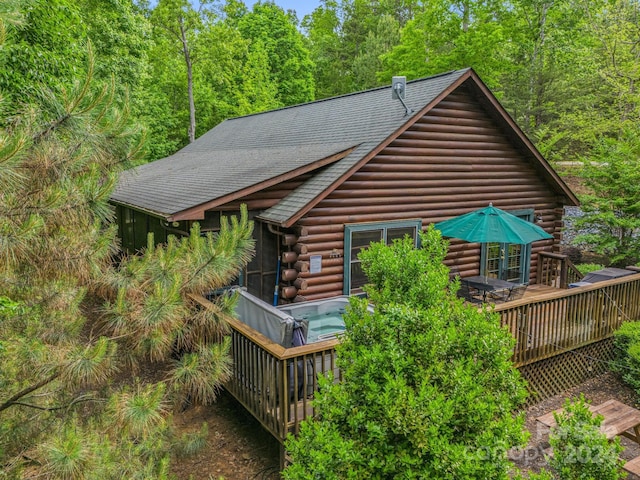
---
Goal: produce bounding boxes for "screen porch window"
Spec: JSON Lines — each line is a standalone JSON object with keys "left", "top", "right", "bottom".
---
{"left": 200, "top": 211, "right": 279, "bottom": 303}
{"left": 344, "top": 220, "right": 421, "bottom": 294}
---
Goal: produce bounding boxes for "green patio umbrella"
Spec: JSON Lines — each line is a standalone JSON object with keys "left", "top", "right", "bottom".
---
{"left": 434, "top": 204, "right": 553, "bottom": 244}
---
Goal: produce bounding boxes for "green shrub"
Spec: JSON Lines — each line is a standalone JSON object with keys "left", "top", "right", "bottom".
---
{"left": 548, "top": 395, "right": 624, "bottom": 480}
{"left": 575, "top": 264, "right": 605, "bottom": 275}
{"left": 513, "top": 471, "right": 555, "bottom": 480}
{"left": 173, "top": 423, "right": 209, "bottom": 457}
{"left": 283, "top": 227, "right": 528, "bottom": 479}
{"left": 613, "top": 321, "right": 640, "bottom": 395}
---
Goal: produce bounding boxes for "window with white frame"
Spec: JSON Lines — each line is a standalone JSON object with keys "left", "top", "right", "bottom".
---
{"left": 344, "top": 220, "right": 422, "bottom": 294}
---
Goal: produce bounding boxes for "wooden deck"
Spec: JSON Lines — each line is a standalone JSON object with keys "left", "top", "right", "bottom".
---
{"left": 494, "top": 275, "right": 640, "bottom": 366}
{"left": 520, "top": 283, "right": 557, "bottom": 300}
{"left": 219, "top": 272, "right": 640, "bottom": 452}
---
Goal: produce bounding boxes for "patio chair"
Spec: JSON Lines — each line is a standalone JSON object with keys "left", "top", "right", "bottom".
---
{"left": 487, "top": 288, "right": 510, "bottom": 303}
{"left": 457, "top": 281, "right": 482, "bottom": 304}
{"left": 506, "top": 283, "right": 527, "bottom": 301}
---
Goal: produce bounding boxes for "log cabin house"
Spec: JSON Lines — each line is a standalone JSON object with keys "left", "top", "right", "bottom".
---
{"left": 111, "top": 67, "right": 579, "bottom": 305}
{"left": 110, "top": 69, "right": 640, "bottom": 457}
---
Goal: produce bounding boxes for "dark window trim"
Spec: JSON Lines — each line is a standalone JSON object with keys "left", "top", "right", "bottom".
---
{"left": 344, "top": 219, "right": 422, "bottom": 294}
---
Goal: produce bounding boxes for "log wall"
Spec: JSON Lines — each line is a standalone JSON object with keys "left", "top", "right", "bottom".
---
{"left": 293, "top": 85, "right": 566, "bottom": 300}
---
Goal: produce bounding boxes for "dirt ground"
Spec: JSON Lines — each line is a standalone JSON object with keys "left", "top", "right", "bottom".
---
{"left": 171, "top": 391, "right": 281, "bottom": 480}
{"left": 170, "top": 372, "right": 640, "bottom": 479}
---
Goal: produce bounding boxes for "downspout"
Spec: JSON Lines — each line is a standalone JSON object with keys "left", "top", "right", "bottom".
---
{"left": 267, "top": 223, "right": 285, "bottom": 238}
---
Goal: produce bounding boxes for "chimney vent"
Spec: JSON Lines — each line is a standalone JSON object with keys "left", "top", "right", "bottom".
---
{"left": 392, "top": 76, "right": 406, "bottom": 100}
{"left": 391, "top": 76, "right": 413, "bottom": 116}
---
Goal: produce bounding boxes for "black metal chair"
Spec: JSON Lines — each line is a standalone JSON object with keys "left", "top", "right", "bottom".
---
{"left": 456, "top": 281, "right": 483, "bottom": 304}
{"left": 506, "top": 284, "right": 527, "bottom": 301}
{"left": 486, "top": 286, "right": 510, "bottom": 303}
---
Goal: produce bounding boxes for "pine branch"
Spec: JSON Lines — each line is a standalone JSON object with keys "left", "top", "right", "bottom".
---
{"left": 0, "top": 372, "right": 60, "bottom": 413}
{"left": 8, "top": 394, "right": 98, "bottom": 412}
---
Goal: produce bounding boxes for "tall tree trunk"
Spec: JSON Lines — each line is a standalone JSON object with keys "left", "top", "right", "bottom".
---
{"left": 461, "top": 0, "right": 470, "bottom": 32}
{"left": 179, "top": 16, "right": 196, "bottom": 143}
{"left": 528, "top": 2, "right": 550, "bottom": 129}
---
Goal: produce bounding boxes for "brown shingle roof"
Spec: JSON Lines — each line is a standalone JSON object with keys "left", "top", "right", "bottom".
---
{"left": 111, "top": 68, "right": 578, "bottom": 224}
{"left": 112, "top": 69, "right": 471, "bottom": 219}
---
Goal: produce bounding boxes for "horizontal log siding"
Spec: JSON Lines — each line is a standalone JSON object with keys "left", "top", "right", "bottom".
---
{"left": 295, "top": 86, "right": 563, "bottom": 300}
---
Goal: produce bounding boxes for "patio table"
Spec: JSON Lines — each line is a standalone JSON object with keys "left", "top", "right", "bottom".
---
{"left": 460, "top": 275, "right": 518, "bottom": 302}
{"left": 536, "top": 399, "right": 640, "bottom": 444}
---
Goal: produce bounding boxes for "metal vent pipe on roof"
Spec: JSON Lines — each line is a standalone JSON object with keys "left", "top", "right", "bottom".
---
{"left": 392, "top": 76, "right": 413, "bottom": 116}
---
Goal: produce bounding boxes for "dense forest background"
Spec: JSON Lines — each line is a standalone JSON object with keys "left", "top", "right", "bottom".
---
{"left": 3, "top": 0, "right": 638, "bottom": 164}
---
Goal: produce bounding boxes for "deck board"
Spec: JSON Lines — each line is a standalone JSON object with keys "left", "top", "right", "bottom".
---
{"left": 521, "top": 284, "right": 557, "bottom": 300}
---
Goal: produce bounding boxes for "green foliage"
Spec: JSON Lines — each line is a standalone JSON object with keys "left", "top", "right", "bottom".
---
{"left": 351, "top": 14, "right": 400, "bottom": 91}
{"left": 380, "top": 0, "right": 509, "bottom": 88}
{"left": 109, "top": 382, "right": 168, "bottom": 440}
{"left": 575, "top": 264, "right": 605, "bottom": 275}
{"left": 0, "top": 49, "right": 151, "bottom": 474}
{"left": 235, "top": 39, "right": 282, "bottom": 115}
{"left": 359, "top": 227, "right": 450, "bottom": 309}
{"left": 574, "top": 126, "right": 640, "bottom": 266}
{"left": 0, "top": 295, "right": 19, "bottom": 313}
{"left": 237, "top": 2, "right": 315, "bottom": 106}
{"left": 35, "top": 384, "right": 173, "bottom": 479}
{"left": 100, "top": 213, "right": 253, "bottom": 405}
{"left": 303, "top": 0, "right": 411, "bottom": 98}
{"left": 174, "top": 422, "right": 209, "bottom": 457}
{"left": 300, "top": 1, "right": 343, "bottom": 99}
{"left": 0, "top": 0, "right": 151, "bottom": 124}
{"left": 0, "top": 5, "right": 254, "bottom": 475}
{"left": 513, "top": 472, "right": 556, "bottom": 480}
{"left": 284, "top": 227, "right": 527, "bottom": 479}
{"left": 0, "top": 0, "right": 87, "bottom": 107}
{"left": 612, "top": 321, "right": 640, "bottom": 396}
{"left": 548, "top": 395, "right": 624, "bottom": 480}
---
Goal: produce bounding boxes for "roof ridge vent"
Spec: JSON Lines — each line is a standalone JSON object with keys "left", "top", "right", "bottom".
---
{"left": 392, "top": 76, "right": 413, "bottom": 116}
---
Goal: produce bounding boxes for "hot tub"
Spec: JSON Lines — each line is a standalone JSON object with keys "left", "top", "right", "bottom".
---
{"left": 233, "top": 289, "right": 370, "bottom": 346}
{"left": 278, "top": 296, "right": 351, "bottom": 343}
{"left": 230, "top": 290, "right": 371, "bottom": 402}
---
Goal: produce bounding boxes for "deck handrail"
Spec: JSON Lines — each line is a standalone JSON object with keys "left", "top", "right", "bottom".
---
{"left": 226, "top": 320, "right": 341, "bottom": 442}
{"left": 537, "top": 251, "right": 583, "bottom": 288}
{"left": 494, "top": 273, "right": 640, "bottom": 366}
{"left": 212, "top": 272, "right": 640, "bottom": 445}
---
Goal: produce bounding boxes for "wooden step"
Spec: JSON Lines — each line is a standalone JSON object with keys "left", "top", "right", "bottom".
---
{"left": 624, "top": 455, "right": 640, "bottom": 475}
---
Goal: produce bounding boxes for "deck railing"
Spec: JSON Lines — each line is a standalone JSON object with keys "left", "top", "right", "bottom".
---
{"left": 494, "top": 274, "right": 640, "bottom": 366}
{"left": 222, "top": 273, "right": 640, "bottom": 445}
{"left": 537, "top": 251, "right": 583, "bottom": 288}
{"left": 225, "top": 316, "right": 341, "bottom": 442}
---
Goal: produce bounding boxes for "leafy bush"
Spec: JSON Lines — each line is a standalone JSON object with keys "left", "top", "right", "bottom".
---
{"left": 547, "top": 395, "right": 624, "bottom": 480}
{"left": 513, "top": 471, "right": 555, "bottom": 480}
{"left": 612, "top": 321, "right": 640, "bottom": 395}
{"left": 284, "top": 227, "right": 528, "bottom": 479}
{"left": 575, "top": 264, "right": 605, "bottom": 275}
